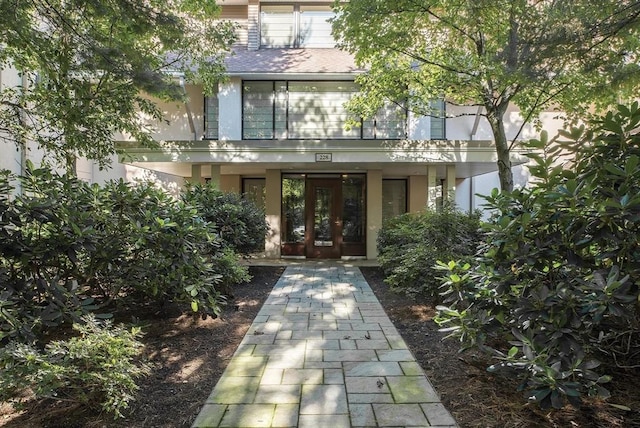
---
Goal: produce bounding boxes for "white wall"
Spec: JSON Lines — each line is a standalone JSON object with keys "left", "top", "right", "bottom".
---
{"left": 455, "top": 163, "right": 532, "bottom": 219}
{"left": 446, "top": 104, "right": 565, "bottom": 142}
{"left": 407, "top": 111, "right": 431, "bottom": 140}
{"left": 218, "top": 77, "right": 243, "bottom": 140}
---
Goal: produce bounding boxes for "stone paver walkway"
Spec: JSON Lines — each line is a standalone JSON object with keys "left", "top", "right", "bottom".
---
{"left": 192, "top": 265, "right": 457, "bottom": 428}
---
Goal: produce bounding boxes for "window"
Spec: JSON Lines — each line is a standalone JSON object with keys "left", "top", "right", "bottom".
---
{"left": 299, "top": 6, "right": 334, "bottom": 48}
{"left": 261, "top": 4, "right": 335, "bottom": 48}
{"left": 282, "top": 175, "right": 306, "bottom": 244}
{"left": 260, "top": 5, "right": 295, "bottom": 47}
{"left": 204, "top": 89, "right": 219, "bottom": 139}
{"left": 243, "top": 178, "right": 266, "bottom": 211}
{"left": 242, "top": 80, "right": 406, "bottom": 140}
{"left": 242, "top": 81, "right": 287, "bottom": 139}
{"left": 342, "top": 175, "right": 365, "bottom": 244}
{"left": 287, "top": 81, "right": 360, "bottom": 139}
{"left": 430, "top": 99, "right": 446, "bottom": 140}
{"left": 382, "top": 180, "right": 407, "bottom": 222}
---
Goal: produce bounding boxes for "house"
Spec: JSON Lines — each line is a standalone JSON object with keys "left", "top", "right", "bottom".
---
{"left": 0, "top": 0, "right": 563, "bottom": 260}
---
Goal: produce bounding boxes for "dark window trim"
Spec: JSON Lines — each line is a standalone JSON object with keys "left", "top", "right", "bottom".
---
{"left": 203, "top": 93, "right": 219, "bottom": 140}
{"left": 241, "top": 79, "right": 407, "bottom": 141}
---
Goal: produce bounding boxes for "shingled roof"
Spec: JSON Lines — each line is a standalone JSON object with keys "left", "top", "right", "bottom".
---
{"left": 225, "top": 48, "right": 366, "bottom": 75}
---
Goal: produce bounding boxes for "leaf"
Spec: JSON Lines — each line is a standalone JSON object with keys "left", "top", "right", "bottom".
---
{"left": 191, "top": 301, "right": 199, "bottom": 312}
{"left": 608, "top": 403, "right": 632, "bottom": 411}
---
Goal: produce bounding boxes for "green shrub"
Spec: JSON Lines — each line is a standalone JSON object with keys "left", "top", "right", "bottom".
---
{"left": 0, "top": 315, "right": 149, "bottom": 419}
{"left": 0, "top": 166, "right": 235, "bottom": 341}
{"left": 377, "top": 206, "right": 482, "bottom": 297}
{"left": 182, "top": 182, "right": 268, "bottom": 255}
{"left": 436, "top": 103, "right": 640, "bottom": 409}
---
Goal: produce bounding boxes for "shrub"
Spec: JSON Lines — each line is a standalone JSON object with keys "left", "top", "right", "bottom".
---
{"left": 0, "top": 315, "right": 149, "bottom": 419}
{"left": 377, "top": 206, "right": 482, "bottom": 297}
{"left": 0, "top": 166, "right": 235, "bottom": 341}
{"left": 436, "top": 103, "right": 640, "bottom": 409}
{"left": 182, "top": 182, "right": 268, "bottom": 255}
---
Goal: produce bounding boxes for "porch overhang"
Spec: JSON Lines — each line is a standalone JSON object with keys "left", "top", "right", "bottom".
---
{"left": 117, "top": 139, "right": 529, "bottom": 179}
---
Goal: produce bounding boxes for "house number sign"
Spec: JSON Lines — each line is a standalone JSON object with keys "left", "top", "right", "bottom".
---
{"left": 315, "top": 153, "right": 332, "bottom": 162}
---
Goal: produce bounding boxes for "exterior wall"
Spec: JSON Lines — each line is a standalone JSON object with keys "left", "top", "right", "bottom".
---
{"left": 366, "top": 170, "right": 383, "bottom": 259}
{"left": 408, "top": 112, "right": 431, "bottom": 140}
{"left": 220, "top": 174, "right": 242, "bottom": 193}
{"left": 446, "top": 104, "right": 565, "bottom": 142}
{"left": 220, "top": 5, "right": 249, "bottom": 46}
{"left": 455, "top": 163, "right": 531, "bottom": 218}
{"left": 219, "top": 78, "right": 243, "bottom": 140}
{"left": 408, "top": 175, "right": 428, "bottom": 212}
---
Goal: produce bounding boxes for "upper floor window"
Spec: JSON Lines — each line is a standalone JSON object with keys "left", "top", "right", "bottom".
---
{"left": 430, "top": 99, "right": 446, "bottom": 140}
{"left": 242, "top": 80, "right": 406, "bottom": 140}
{"left": 204, "top": 88, "right": 219, "bottom": 139}
{"left": 260, "top": 4, "right": 335, "bottom": 48}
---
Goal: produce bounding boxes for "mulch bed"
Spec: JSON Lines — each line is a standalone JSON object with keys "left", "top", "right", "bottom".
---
{"left": 1, "top": 265, "right": 639, "bottom": 427}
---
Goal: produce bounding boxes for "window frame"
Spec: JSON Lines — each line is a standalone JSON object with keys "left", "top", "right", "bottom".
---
{"left": 241, "top": 79, "right": 407, "bottom": 141}
{"left": 260, "top": 4, "right": 336, "bottom": 49}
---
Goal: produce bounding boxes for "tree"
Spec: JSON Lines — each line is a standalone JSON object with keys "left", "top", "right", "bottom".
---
{"left": 332, "top": 0, "right": 640, "bottom": 191}
{"left": 0, "top": 0, "right": 235, "bottom": 172}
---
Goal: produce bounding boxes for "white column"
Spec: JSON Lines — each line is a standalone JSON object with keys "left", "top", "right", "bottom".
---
{"left": 426, "top": 165, "right": 438, "bottom": 209}
{"left": 445, "top": 165, "right": 456, "bottom": 202}
{"left": 366, "top": 170, "right": 383, "bottom": 259}
{"left": 408, "top": 175, "right": 428, "bottom": 213}
{"left": 209, "top": 164, "right": 221, "bottom": 188}
{"left": 265, "top": 169, "right": 281, "bottom": 259}
{"left": 190, "top": 164, "right": 204, "bottom": 184}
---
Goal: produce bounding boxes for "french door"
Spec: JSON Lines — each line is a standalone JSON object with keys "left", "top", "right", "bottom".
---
{"left": 305, "top": 178, "right": 342, "bottom": 258}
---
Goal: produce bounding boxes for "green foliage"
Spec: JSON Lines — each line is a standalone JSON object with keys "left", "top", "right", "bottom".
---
{"left": 377, "top": 207, "right": 482, "bottom": 298}
{"left": 333, "top": 0, "right": 640, "bottom": 190}
{"left": 0, "top": 0, "right": 236, "bottom": 171}
{"left": 0, "top": 315, "right": 149, "bottom": 419}
{"left": 436, "top": 103, "right": 640, "bottom": 409}
{"left": 182, "top": 182, "right": 268, "bottom": 255}
{"left": 0, "top": 164, "right": 255, "bottom": 341}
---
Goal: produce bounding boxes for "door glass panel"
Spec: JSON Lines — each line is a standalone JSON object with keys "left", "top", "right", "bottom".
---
{"left": 314, "top": 187, "right": 333, "bottom": 246}
{"left": 282, "top": 176, "right": 305, "bottom": 243}
{"left": 342, "top": 176, "right": 365, "bottom": 243}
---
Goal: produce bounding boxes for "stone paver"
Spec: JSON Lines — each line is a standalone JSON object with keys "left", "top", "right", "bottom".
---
{"left": 193, "top": 265, "right": 457, "bottom": 427}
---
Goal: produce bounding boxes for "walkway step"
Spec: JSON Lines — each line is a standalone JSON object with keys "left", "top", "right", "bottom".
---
{"left": 192, "top": 265, "right": 457, "bottom": 428}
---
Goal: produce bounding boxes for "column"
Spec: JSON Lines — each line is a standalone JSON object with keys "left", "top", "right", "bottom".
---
{"left": 445, "top": 165, "right": 456, "bottom": 202}
{"left": 408, "top": 175, "right": 428, "bottom": 213}
{"left": 190, "top": 164, "right": 204, "bottom": 184}
{"left": 209, "top": 164, "right": 221, "bottom": 188}
{"left": 366, "top": 170, "right": 383, "bottom": 260}
{"left": 264, "top": 169, "right": 281, "bottom": 259}
{"left": 426, "top": 165, "right": 438, "bottom": 209}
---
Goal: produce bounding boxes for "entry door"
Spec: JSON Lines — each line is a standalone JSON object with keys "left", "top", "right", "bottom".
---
{"left": 306, "top": 178, "right": 342, "bottom": 258}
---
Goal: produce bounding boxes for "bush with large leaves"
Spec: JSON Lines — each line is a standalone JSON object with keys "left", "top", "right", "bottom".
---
{"left": 377, "top": 207, "right": 482, "bottom": 298}
{"left": 436, "top": 103, "right": 640, "bottom": 409}
{"left": 0, "top": 165, "right": 239, "bottom": 342}
{"left": 182, "top": 182, "right": 268, "bottom": 255}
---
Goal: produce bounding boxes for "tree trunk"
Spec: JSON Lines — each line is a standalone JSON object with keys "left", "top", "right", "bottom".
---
{"left": 486, "top": 107, "right": 514, "bottom": 192}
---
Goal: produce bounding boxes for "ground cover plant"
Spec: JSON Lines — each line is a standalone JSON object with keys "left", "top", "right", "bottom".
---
{"left": 436, "top": 103, "right": 640, "bottom": 410}
{"left": 0, "top": 168, "right": 266, "bottom": 418}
